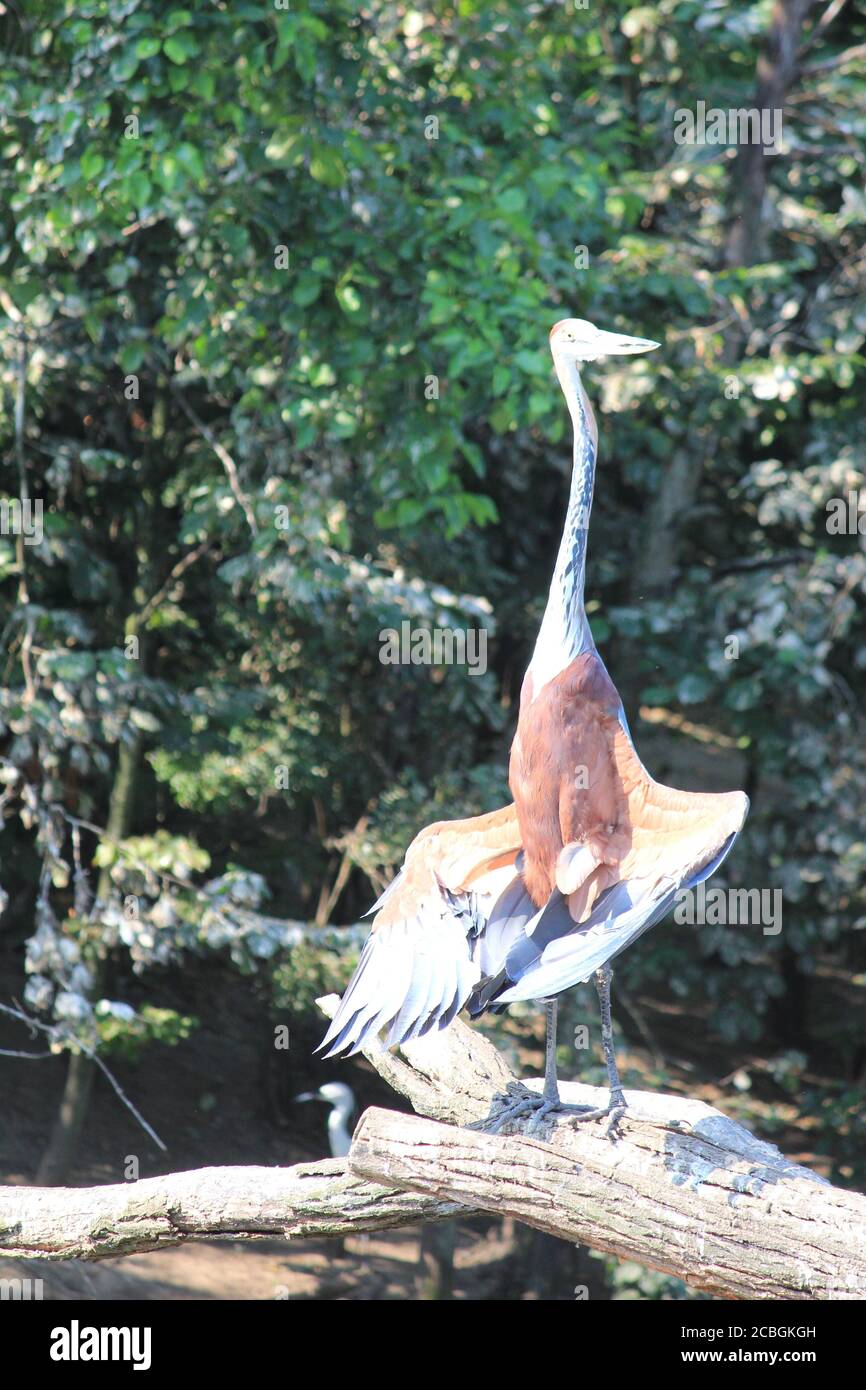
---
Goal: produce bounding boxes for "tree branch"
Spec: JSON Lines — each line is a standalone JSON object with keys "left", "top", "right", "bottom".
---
{"left": 136, "top": 539, "right": 213, "bottom": 630}
{"left": 725, "top": 0, "right": 816, "bottom": 268}
{"left": 170, "top": 387, "right": 258, "bottom": 538}
{"left": 0, "top": 1160, "right": 462, "bottom": 1261}
{"left": 800, "top": 40, "right": 866, "bottom": 73}
{"left": 796, "top": 0, "right": 848, "bottom": 58}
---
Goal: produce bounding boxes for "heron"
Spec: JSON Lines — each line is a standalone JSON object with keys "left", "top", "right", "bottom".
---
{"left": 295, "top": 1081, "right": 356, "bottom": 1158}
{"left": 319, "top": 317, "right": 749, "bottom": 1135}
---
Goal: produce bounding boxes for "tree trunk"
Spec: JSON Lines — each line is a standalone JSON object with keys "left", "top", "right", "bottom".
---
{"left": 416, "top": 1219, "right": 456, "bottom": 1300}
{"left": 33, "top": 1053, "right": 98, "bottom": 1188}
{"left": 35, "top": 732, "right": 142, "bottom": 1186}
{"left": 621, "top": 0, "right": 816, "bottom": 660}
{"left": 725, "top": 0, "right": 815, "bottom": 268}
{"left": 34, "top": 387, "right": 171, "bottom": 1185}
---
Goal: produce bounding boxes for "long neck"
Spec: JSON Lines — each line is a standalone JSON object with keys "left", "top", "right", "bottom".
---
{"left": 527, "top": 354, "right": 597, "bottom": 695}
{"left": 328, "top": 1105, "right": 352, "bottom": 1149}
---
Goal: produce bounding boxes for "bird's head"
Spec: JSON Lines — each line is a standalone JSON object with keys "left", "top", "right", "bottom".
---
{"left": 295, "top": 1081, "right": 354, "bottom": 1111}
{"left": 549, "top": 318, "right": 660, "bottom": 363}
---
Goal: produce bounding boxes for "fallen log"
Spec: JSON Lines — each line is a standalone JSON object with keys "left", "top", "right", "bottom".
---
{"left": 0, "top": 1158, "right": 463, "bottom": 1261}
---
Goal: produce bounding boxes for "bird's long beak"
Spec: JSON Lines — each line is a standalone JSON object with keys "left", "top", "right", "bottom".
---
{"left": 294, "top": 1091, "right": 318, "bottom": 1103}
{"left": 595, "top": 330, "right": 660, "bottom": 356}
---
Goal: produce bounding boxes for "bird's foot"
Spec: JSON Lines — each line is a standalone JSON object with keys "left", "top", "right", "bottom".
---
{"left": 480, "top": 1082, "right": 567, "bottom": 1137}
{"left": 570, "top": 1087, "right": 627, "bottom": 1140}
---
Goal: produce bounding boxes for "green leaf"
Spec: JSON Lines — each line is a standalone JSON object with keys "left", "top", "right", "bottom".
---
{"left": 293, "top": 274, "right": 322, "bottom": 307}
{"left": 513, "top": 349, "right": 544, "bottom": 375}
{"left": 164, "top": 34, "right": 198, "bottom": 64}
{"left": 266, "top": 126, "right": 305, "bottom": 162}
{"left": 166, "top": 8, "right": 194, "bottom": 29}
{"left": 80, "top": 149, "right": 104, "bottom": 180}
{"left": 190, "top": 68, "right": 215, "bottom": 99}
{"left": 309, "top": 147, "right": 346, "bottom": 188}
{"left": 119, "top": 341, "right": 146, "bottom": 373}
{"left": 177, "top": 143, "right": 205, "bottom": 182}
{"left": 678, "top": 673, "right": 713, "bottom": 704}
{"left": 130, "top": 709, "right": 163, "bottom": 732}
{"left": 126, "top": 170, "right": 152, "bottom": 206}
{"left": 335, "top": 283, "right": 361, "bottom": 316}
{"left": 495, "top": 187, "right": 526, "bottom": 215}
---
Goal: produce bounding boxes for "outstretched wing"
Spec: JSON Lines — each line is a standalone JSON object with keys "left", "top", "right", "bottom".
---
{"left": 488, "top": 822, "right": 745, "bottom": 1006}
{"left": 317, "top": 805, "right": 524, "bottom": 1058}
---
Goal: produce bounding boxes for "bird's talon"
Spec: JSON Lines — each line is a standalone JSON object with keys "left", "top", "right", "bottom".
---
{"left": 486, "top": 1086, "right": 563, "bottom": 1136}
{"left": 525, "top": 1100, "right": 562, "bottom": 1136}
{"left": 605, "top": 1103, "right": 627, "bottom": 1140}
{"left": 570, "top": 1093, "right": 628, "bottom": 1140}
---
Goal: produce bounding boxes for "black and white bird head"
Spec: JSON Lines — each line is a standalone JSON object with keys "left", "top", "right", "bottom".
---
{"left": 295, "top": 1081, "right": 356, "bottom": 1157}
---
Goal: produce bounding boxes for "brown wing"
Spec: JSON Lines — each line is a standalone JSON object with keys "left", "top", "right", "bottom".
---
{"left": 494, "top": 659, "right": 749, "bottom": 1004}
{"left": 374, "top": 803, "right": 521, "bottom": 929}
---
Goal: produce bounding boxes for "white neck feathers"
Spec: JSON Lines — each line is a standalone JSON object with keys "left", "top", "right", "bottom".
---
{"left": 526, "top": 353, "right": 598, "bottom": 697}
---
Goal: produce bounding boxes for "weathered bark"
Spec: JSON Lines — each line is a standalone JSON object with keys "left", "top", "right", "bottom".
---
{"left": 5, "top": 1000, "right": 865, "bottom": 1298}
{"left": 349, "top": 1106, "right": 866, "bottom": 1301}
{"left": 0, "top": 1160, "right": 463, "bottom": 1261}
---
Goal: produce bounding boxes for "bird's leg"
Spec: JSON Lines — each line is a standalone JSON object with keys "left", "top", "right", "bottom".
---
{"left": 571, "top": 965, "right": 627, "bottom": 1138}
{"left": 483, "top": 1001, "right": 565, "bottom": 1135}
{"left": 542, "top": 998, "right": 561, "bottom": 1104}
{"left": 522, "top": 1000, "right": 566, "bottom": 1134}
{"left": 597, "top": 964, "right": 627, "bottom": 1129}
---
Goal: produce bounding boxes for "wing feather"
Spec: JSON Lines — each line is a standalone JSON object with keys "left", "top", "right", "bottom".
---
{"left": 319, "top": 804, "right": 522, "bottom": 1057}
{"left": 495, "top": 828, "right": 742, "bottom": 1004}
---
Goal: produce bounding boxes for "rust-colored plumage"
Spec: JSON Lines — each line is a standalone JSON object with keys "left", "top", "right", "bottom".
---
{"left": 511, "top": 652, "right": 747, "bottom": 920}
{"left": 373, "top": 804, "right": 522, "bottom": 931}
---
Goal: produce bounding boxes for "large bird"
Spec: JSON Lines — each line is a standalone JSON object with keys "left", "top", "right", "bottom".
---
{"left": 319, "top": 317, "right": 749, "bottom": 1133}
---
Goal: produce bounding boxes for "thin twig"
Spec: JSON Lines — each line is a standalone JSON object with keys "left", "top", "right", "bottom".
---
{"left": 170, "top": 387, "right": 258, "bottom": 538}
{"left": 800, "top": 40, "right": 866, "bottom": 74}
{"left": 797, "top": 0, "right": 848, "bottom": 58}
{"left": 137, "top": 539, "right": 214, "bottom": 628}
{"left": 316, "top": 804, "right": 376, "bottom": 927}
{"left": 0, "top": 1003, "right": 167, "bottom": 1153}
{"left": 84, "top": 1046, "right": 168, "bottom": 1153}
{"left": 0, "top": 287, "right": 23, "bottom": 323}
